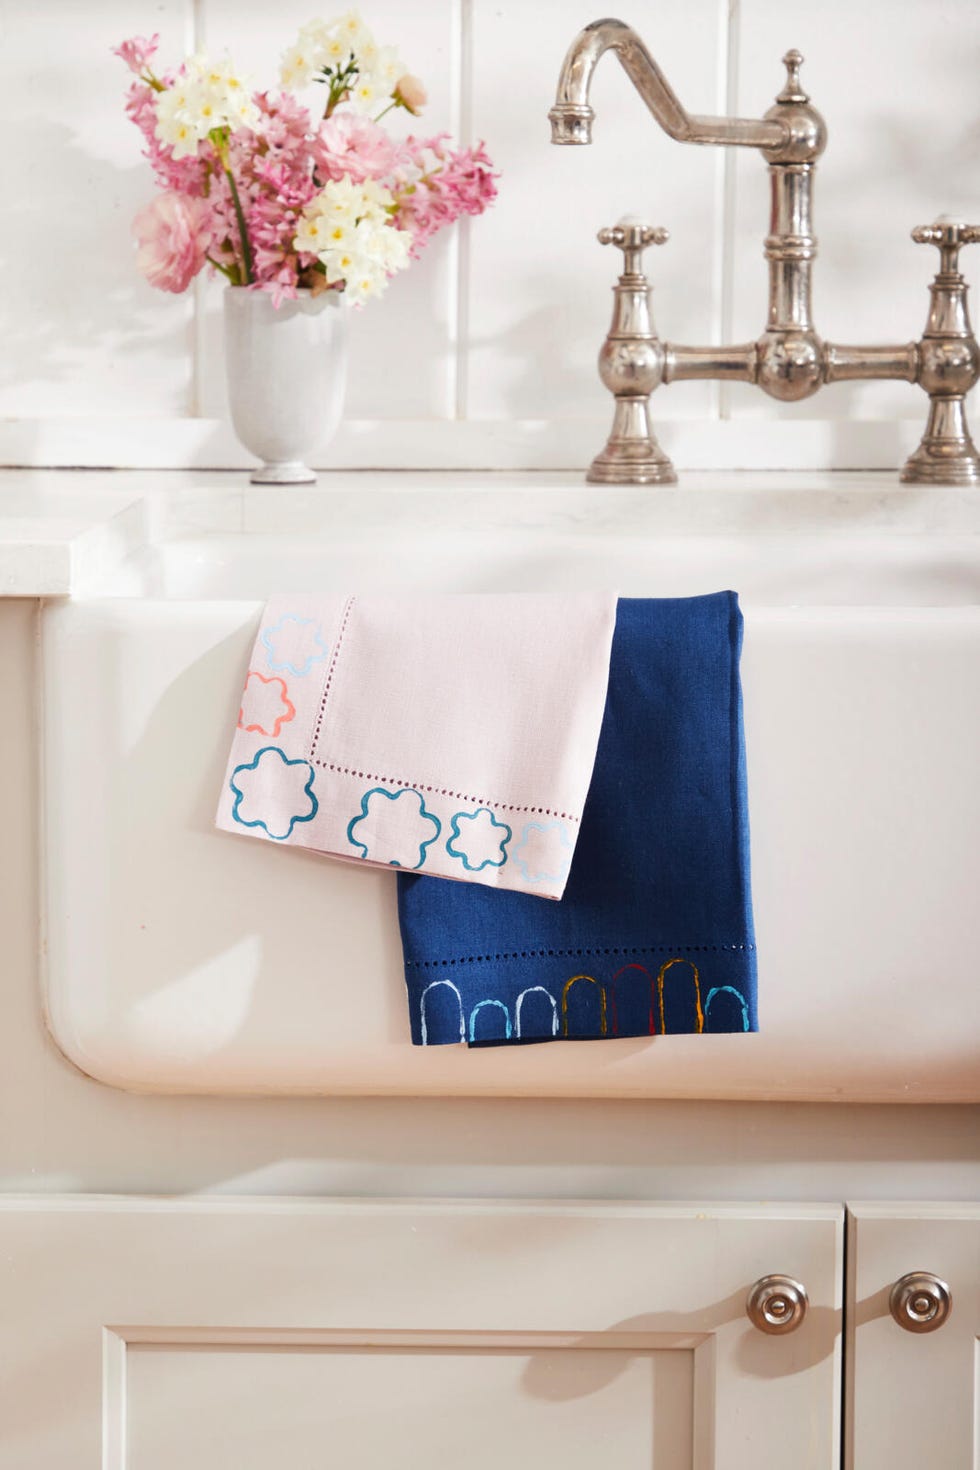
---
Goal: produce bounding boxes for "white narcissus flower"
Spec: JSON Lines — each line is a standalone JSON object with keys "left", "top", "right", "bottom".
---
{"left": 332, "top": 10, "right": 372, "bottom": 51}
{"left": 294, "top": 214, "right": 327, "bottom": 253}
{"left": 155, "top": 87, "right": 200, "bottom": 158}
{"left": 321, "top": 245, "right": 365, "bottom": 285}
{"left": 192, "top": 53, "right": 260, "bottom": 129}
{"left": 300, "top": 18, "right": 353, "bottom": 62}
{"left": 280, "top": 43, "right": 318, "bottom": 90}
{"left": 372, "top": 45, "right": 403, "bottom": 92}
{"left": 355, "top": 34, "right": 379, "bottom": 71}
{"left": 154, "top": 84, "right": 187, "bottom": 130}
{"left": 356, "top": 177, "right": 394, "bottom": 216}
{"left": 295, "top": 176, "right": 411, "bottom": 305}
{"left": 371, "top": 223, "right": 411, "bottom": 273}
{"left": 201, "top": 57, "right": 245, "bottom": 98}
{"left": 323, "top": 32, "right": 352, "bottom": 64}
{"left": 192, "top": 92, "right": 220, "bottom": 127}
{"left": 344, "top": 269, "right": 385, "bottom": 305}
{"left": 279, "top": 13, "right": 405, "bottom": 97}
{"left": 155, "top": 51, "right": 259, "bottom": 155}
{"left": 348, "top": 75, "right": 379, "bottom": 111}
{"left": 313, "top": 175, "right": 357, "bottom": 221}
{"left": 227, "top": 92, "right": 261, "bottom": 128}
{"left": 322, "top": 219, "right": 357, "bottom": 249}
{"left": 312, "top": 174, "right": 390, "bottom": 225}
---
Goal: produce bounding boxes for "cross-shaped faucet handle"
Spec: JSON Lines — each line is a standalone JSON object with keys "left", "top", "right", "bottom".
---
{"left": 912, "top": 218, "right": 980, "bottom": 275}
{"left": 597, "top": 217, "right": 669, "bottom": 276}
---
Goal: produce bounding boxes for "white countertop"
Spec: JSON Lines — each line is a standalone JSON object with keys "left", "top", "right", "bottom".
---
{"left": 2, "top": 467, "right": 978, "bottom": 597}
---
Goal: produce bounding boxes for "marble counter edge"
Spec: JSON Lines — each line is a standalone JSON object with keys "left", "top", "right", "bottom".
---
{"left": 1, "top": 468, "right": 979, "bottom": 598}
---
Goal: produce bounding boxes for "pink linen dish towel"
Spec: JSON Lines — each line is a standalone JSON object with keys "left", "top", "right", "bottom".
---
{"left": 216, "top": 593, "right": 618, "bottom": 899}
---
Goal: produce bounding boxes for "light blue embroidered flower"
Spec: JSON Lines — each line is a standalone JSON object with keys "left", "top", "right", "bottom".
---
{"left": 514, "top": 819, "right": 574, "bottom": 885}
{"left": 346, "top": 787, "right": 441, "bottom": 870}
{"left": 229, "top": 746, "right": 318, "bottom": 841}
{"left": 261, "top": 613, "right": 329, "bottom": 677}
{"left": 446, "top": 807, "right": 512, "bottom": 872}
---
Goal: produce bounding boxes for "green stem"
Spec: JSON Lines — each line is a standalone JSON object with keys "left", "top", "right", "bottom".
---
{"left": 373, "top": 99, "right": 397, "bottom": 122}
{"left": 324, "top": 81, "right": 348, "bottom": 119}
{"left": 207, "top": 254, "right": 236, "bottom": 283}
{"left": 223, "top": 162, "right": 253, "bottom": 285}
{"left": 321, "top": 56, "right": 358, "bottom": 118}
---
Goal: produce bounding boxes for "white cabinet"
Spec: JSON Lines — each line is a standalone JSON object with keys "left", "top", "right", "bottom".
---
{"left": 846, "top": 1203, "right": 980, "bottom": 1470}
{"left": 0, "top": 1198, "right": 843, "bottom": 1470}
{"left": 7, "top": 1196, "right": 975, "bottom": 1468}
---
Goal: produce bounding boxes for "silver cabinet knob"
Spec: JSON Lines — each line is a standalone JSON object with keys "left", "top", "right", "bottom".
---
{"left": 889, "top": 1271, "right": 952, "bottom": 1333}
{"left": 746, "top": 1274, "right": 809, "bottom": 1334}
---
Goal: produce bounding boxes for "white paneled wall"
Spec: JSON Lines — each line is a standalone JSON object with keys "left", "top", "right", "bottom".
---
{"left": 2, "top": 0, "right": 979, "bottom": 467}
{"left": 728, "top": 0, "right": 980, "bottom": 422}
{"left": 2, "top": 0, "right": 194, "bottom": 421}
{"left": 466, "top": 0, "right": 724, "bottom": 424}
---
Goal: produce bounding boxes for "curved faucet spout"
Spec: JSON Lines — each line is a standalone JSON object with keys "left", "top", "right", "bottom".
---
{"left": 549, "top": 17, "right": 788, "bottom": 151}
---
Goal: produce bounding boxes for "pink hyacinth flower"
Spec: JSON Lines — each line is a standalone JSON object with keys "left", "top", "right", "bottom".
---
{"left": 113, "top": 34, "right": 160, "bottom": 75}
{"left": 132, "top": 192, "right": 211, "bottom": 293}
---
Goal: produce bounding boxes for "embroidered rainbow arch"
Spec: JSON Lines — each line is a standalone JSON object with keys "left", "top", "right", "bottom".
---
{"left": 415, "top": 959, "right": 747, "bottom": 1043}
{"left": 608, "top": 962, "right": 656, "bottom": 1036}
{"left": 657, "top": 957, "right": 704, "bottom": 1034}
{"left": 515, "top": 986, "right": 559, "bottom": 1038}
{"left": 561, "top": 974, "right": 608, "bottom": 1038}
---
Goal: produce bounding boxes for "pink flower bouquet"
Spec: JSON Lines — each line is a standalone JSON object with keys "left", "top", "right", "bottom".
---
{"left": 115, "top": 12, "right": 498, "bottom": 307}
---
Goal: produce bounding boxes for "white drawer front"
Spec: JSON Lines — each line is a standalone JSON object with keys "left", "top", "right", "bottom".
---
{"left": 0, "top": 1198, "right": 842, "bottom": 1470}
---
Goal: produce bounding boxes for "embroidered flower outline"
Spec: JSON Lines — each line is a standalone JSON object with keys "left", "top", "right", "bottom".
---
{"left": 346, "top": 787, "right": 441, "bottom": 870}
{"left": 514, "top": 819, "right": 574, "bottom": 885}
{"left": 229, "top": 746, "right": 318, "bottom": 841}
{"left": 237, "top": 671, "right": 296, "bottom": 738}
{"left": 261, "top": 613, "right": 329, "bottom": 677}
{"left": 446, "top": 806, "right": 512, "bottom": 872}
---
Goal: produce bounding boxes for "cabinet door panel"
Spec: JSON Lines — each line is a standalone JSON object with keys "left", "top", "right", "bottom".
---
{"left": 847, "top": 1204, "right": 980, "bottom": 1469}
{"left": 0, "top": 1198, "right": 842, "bottom": 1469}
{"left": 126, "top": 1341, "right": 694, "bottom": 1469}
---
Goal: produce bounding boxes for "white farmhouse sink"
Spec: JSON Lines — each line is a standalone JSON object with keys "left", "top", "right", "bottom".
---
{"left": 40, "top": 474, "right": 980, "bottom": 1100}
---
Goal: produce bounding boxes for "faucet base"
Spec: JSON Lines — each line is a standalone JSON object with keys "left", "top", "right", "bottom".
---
{"left": 587, "top": 450, "right": 677, "bottom": 486}
{"left": 901, "top": 393, "right": 980, "bottom": 486}
{"left": 587, "top": 396, "right": 677, "bottom": 485}
{"left": 901, "top": 446, "right": 980, "bottom": 487}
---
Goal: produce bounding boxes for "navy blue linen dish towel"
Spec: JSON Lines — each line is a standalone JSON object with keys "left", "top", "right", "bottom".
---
{"left": 397, "top": 593, "right": 756, "bottom": 1046}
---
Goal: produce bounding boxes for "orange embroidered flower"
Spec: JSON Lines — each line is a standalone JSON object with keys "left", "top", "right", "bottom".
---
{"left": 237, "top": 671, "right": 296, "bottom": 738}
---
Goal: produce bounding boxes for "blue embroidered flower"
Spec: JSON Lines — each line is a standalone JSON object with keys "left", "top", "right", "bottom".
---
{"left": 446, "top": 807, "right": 512, "bottom": 872}
{"left": 261, "top": 613, "right": 329, "bottom": 677}
{"left": 514, "top": 819, "right": 574, "bottom": 885}
{"left": 346, "top": 787, "right": 441, "bottom": 870}
{"left": 229, "top": 746, "right": 318, "bottom": 841}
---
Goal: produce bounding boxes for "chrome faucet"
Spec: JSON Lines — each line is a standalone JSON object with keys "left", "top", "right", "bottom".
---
{"left": 549, "top": 19, "right": 980, "bottom": 486}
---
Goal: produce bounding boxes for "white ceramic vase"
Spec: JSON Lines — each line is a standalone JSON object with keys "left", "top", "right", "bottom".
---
{"left": 223, "top": 286, "right": 348, "bottom": 484}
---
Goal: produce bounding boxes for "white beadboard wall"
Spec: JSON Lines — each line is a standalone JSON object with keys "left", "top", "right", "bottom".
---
{"left": 2, "top": 0, "right": 979, "bottom": 469}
